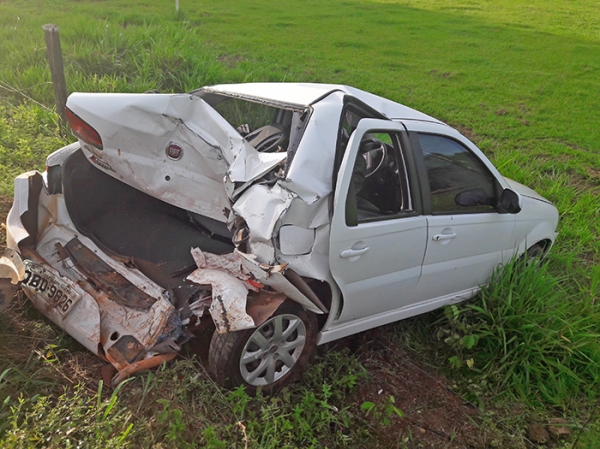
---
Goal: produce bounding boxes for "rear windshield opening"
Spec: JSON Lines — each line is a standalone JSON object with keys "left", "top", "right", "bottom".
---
{"left": 197, "top": 93, "right": 301, "bottom": 154}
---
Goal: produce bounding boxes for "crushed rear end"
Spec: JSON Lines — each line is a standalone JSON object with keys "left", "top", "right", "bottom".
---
{"left": 0, "top": 90, "right": 328, "bottom": 385}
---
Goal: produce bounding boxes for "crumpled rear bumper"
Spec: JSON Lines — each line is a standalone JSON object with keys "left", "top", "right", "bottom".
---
{"left": 2, "top": 171, "right": 184, "bottom": 385}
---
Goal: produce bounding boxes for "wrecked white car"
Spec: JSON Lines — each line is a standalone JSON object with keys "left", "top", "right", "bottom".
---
{"left": 0, "top": 83, "right": 558, "bottom": 393}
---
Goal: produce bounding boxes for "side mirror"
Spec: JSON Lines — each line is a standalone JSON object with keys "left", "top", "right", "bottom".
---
{"left": 454, "top": 188, "right": 494, "bottom": 207}
{"left": 497, "top": 189, "right": 521, "bottom": 214}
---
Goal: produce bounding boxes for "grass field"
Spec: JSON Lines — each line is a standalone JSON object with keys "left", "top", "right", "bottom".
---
{"left": 1, "top": 0, "right": 599, "bottom": 447}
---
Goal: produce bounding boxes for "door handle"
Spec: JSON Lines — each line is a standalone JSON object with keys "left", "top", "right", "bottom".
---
{"left": 340, "top": 246, "right": 370, "bottom": 258}
{"left": 432, "top": 233, "right": 457, "bottom": 241}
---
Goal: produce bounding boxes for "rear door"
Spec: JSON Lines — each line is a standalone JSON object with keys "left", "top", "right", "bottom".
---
{"left": 329, "top": 119, "right": 428, "bottom": 324}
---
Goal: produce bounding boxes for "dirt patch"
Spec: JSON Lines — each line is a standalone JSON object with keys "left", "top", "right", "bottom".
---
{"left": 217, "top": 54, "right": 246, "bottom": 68}
{"left": 0, "top": 195, "right": 12, "bottom": 250}
{"left": 448, "top": 123, "right": 479, "bottom": 143}
{"left": 335, "top": 328, "right": 507, "bottom": 448}
{"left": 584, "top": 166, "right": 600, "bottom": 186}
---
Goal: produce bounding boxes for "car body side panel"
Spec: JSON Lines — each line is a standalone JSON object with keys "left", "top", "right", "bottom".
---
{"left": 281, "top": 92, "right": 345, "bottom": 204}
{"left": 5, "top": 173, "right": 37, "bottom": 250}
{"left": 0, "top": 249, "right": 25, "bottom": 312}
{"left": 319, "top": 287, "right": 479, "bottom": 345}
{"left": 512, "top": 195, "right": 559, "bottom": 254}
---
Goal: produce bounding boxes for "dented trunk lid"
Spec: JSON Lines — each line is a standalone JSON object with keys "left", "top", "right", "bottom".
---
{"left": 66, "top": 93, "right": 286, "bottom": 223}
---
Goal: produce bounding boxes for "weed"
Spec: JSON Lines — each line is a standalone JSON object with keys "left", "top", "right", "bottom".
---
{"left": 0, "top": 374, "right": 136, "bottom": 448}
{"left": 436, "top": 258, "right": 600, "bottom": 408}
{"left": 361, "top": 395, "right": 404, "bottom": 426}
{"left": 156, "top": 398, "right": 187, "bottom": 446}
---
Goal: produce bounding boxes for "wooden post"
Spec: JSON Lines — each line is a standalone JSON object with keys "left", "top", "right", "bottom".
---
{"left": 43, "top": 24, "right": 68, "bottom": 128}
{"left": 176, "top": 0, "right": 180, "bottom": 12}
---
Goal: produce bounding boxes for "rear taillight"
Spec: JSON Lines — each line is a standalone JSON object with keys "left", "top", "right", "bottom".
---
{"left": 65, "top": 107, "right": 103, "bottom": 150}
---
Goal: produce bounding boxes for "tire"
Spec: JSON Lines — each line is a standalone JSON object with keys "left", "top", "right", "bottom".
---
{"left": 208, "top": 302, "right": 318, "bottom": 395}
{"left": 524, "top": 243, "right": 545, "bottom": 268}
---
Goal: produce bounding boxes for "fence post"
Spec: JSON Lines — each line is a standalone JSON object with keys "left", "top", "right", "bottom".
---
{"left": 43, "top": 24, "right": 68, "bottom": 128}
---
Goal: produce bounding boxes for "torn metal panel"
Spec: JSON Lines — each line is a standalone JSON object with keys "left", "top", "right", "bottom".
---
{"left": 283, "top": 269, "right": 328, "bottom": 313}
{"left": 187, "top": 267, "right": 255, "bottom": 333}
{"left": 21, "top": 242, "right": 176, "bottom": 363}
{"left": 279, "top": 195, "right": 331, "bottom": 229}
{"left": 46, "top": 141, "right": 80, "bottom": 167}
{"left": 0, "top": 248, "right": 25, "bottom": 284}
{"left": 187, "top": 248, "right": 326, "bottom": 331}
{"left": 94, "top": 291, "right": 174, "bottom": 361}
{"left": 233, "top": 184, "right": 295, "bottom": 243}
{"left": 111, "top": 352, "right": 177, "bottom": 388}
{"left": 191, "top": 247, "right": 251, "bottom": 282}
{"left": 246, "top": 290, "right": 287, "bottom": 327}
{"left": 189, "top": 247, "right": 258, "bottom": 333}
{"left": 236, "top": 250, "right": 324, "bottom": 314}
{"left": 232, "top": 183, "right": 295, "bottom": 264}
{"left": 6, "top": 173, "right": 40, "bottom": 249}
{"left": 277, "top": 225, "right": 332, "bottom": 282}
{"left": 107, "top": 335, "right": 145, "bottom": 365}
{"left": 280, "top": 91, "right": 345, "bottom": 204}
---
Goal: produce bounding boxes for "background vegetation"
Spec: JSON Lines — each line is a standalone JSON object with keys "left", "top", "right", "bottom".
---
{"left": 0, "top": 0, "right": 598, "bottom": 447}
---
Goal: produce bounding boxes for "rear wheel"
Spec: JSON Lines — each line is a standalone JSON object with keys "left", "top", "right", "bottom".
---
{"left": 208, "top": 302, "right": 318, "bottom": 395}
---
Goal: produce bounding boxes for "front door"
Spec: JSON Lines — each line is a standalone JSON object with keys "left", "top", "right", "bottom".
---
{"left": 328, "top": 119, "right": 427, "bottom": 324}
{"left": 411, "top": 131, "right": 516, "bottom": 301}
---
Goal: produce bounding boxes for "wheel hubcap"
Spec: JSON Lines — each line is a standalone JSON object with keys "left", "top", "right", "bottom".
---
{"left": 240, "top": 314, "right": 306, "bottom": 386}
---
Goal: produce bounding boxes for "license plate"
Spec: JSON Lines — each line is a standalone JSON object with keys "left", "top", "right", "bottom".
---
{"left": 22, "top": 260, "right": 81, "bottom": 316}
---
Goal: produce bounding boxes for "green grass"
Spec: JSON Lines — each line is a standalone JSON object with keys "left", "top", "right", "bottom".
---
{"left": 0, "top": 313, "right": 375, "bottom": 448}
{"left": 435, "top": 258, "right": 600, "bottom": 408}
{"left": 1, "top": 0, "right": 599, "bottom": 447}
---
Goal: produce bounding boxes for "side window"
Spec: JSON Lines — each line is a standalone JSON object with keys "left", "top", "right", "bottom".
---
{"left": 346, "top": 132, "right": 412, "bottom": 226}
{"left": 417, "top": 133, "right": 499, "bottom": 214}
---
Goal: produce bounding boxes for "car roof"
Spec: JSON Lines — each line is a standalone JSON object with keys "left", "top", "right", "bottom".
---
{"left": 200, "top": 82, "right": 444, "bottom": 124}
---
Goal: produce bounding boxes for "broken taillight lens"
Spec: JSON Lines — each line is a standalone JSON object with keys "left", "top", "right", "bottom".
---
{"left": 65, "top": 107, "right": 103, "bottom": 150}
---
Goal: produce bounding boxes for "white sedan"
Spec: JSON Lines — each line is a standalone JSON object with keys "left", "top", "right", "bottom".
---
{"left": 0, "top": 83, "right": 558, "bottom": 393}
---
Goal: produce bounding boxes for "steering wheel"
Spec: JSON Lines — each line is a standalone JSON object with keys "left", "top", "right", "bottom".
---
{"left": 359, "top": 138, "right": 388, "bottom": 178}
{"left": 245, "top": 124, "right": 287, "bottom": 152}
